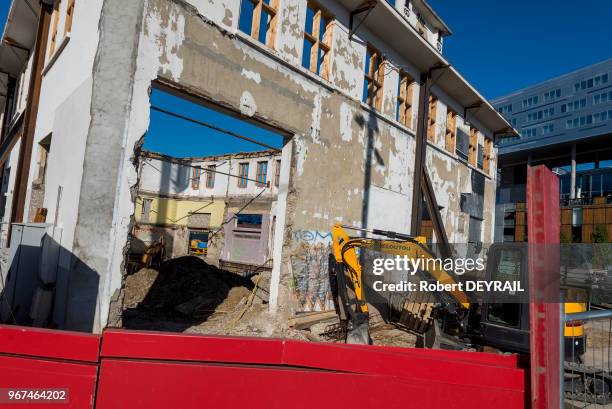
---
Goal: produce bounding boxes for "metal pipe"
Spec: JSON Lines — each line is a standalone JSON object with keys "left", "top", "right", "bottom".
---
{"left": 564, "top": 309, "right": 612, "bottom": 322}
{"left": 150, "top": 106, "right": 281, "bottom": 152}
{"left": 559, "top": 297, "right": 564, "bottom": 409}
{"left": 570, "top": 144, "right": 576, "bottom": 200}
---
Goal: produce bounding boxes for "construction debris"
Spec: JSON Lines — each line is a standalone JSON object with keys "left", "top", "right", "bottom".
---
{"left": 122, "top": 256, "right": 256, "bottom": 331}
{"left": 120, "top": 255, "right": 417, "bottom": 347}
{"left": 288, "top": 311, "right": 339, "bottom": 330}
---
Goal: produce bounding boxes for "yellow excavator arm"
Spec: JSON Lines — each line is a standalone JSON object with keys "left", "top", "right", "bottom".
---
{"left": 332, "top": 223, "right": 470, "bottom": 311}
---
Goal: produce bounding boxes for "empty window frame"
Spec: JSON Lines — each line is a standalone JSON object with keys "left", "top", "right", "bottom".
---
{"left": 362, "top": 45, "right": 385, "bottom": 111}
{"left": 141, "top": 198, "right": 152, "bottom": 223}
{"left": 445, "top": 108, "right": 457, "bottom": 153}
{"left": 455, "top": 127, "right": 469, "bottom": 162}
{"left": 427, "top": 94, "right": 438, "bottom": 142}
{"left": 205, "top": 164, "right": 216, "bottom": 188}
{"left": 274, "top": 159, "right": 281, "bottom": 187}
{"left": 483, "top": 138, "right": 492, "bottom": 174}
{"left": 396, "top": 71, "right": 415, "bottom": 129}
{"left": 192, "top": 166, "right": 201, "bottom": 189}
{"left": 64, "top": 0, "right": 75, "bottom": 35}
{"left": 236, "top": 214, "right": 263, "bottom": 229}
{"left": 468, "top": 127, "right": 478, "bottom": 166}
{"left": 238, "top": 162, "right": 249, "bottom": 188}
{"left": 256, "top": 161, "right": 268, "bottom": 186}
{"left": 302, "top": 2, "right": 333, "bottom": 79}
{"left": 48, "top": 0, "right": 61, "bottom": 57}
{"left": 238, "top": 0, "right": 279, "bottom": 48}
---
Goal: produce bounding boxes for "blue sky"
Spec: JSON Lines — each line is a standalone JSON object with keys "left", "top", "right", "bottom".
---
{"left": 0, "top": 2, "right": 8, "bottom": 36}
{"left": 427, "top": 0, "right": 612, "bottom": 99}
{"left": 145, "top": 90, "right": 284, "bottom": 157}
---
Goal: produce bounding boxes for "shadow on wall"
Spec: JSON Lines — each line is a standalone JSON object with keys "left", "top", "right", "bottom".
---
{"left": 355, "top": 111, "right": 382, "bottom": 231}
{"left": 0, "top": 230, "right": 100, "bottom": 333}
{"left": 121, "top": 256, "right": 255, "bottom": 333}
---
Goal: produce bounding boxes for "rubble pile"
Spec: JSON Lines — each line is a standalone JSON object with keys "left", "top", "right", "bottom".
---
{"left": 123, "top": 256, "right": 260, "bottom": 333}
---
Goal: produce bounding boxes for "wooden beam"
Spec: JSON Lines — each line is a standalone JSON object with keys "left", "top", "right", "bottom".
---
{"left": 288, "top": 311, "right": 338, "bottom": 330}
{"left": 410, "top": 72, "right": 431, "bottom": 236}
{"left": 10, "top": 2, "right": 53, "bottom": 227}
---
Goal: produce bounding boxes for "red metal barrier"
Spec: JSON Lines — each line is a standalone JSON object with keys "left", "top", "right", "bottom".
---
{"left": 0, "top": 326, "right": 528, "bottom": 408}
{"left": 95, "top": 329, "right": 526, "bottom": 409}
{"left": 527, "top": 164, "right": 561, "bottom": 409}
{"left": 0, "top": 325, "right": 100, "bottom": 408}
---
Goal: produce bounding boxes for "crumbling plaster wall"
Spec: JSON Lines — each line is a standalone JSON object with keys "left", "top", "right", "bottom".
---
{"left": 427, "top": 84, "right": 497, "bottom": 244}
{"left": 104, "top": 0, "right": 497, "bottom": 323}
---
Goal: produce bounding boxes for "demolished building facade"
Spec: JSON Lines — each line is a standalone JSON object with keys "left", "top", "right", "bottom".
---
{"left": 0, "top": 0, "right": 515, "bottom": 332}
{"left": 133, "top": 149, "right": 281, "bottom": 268}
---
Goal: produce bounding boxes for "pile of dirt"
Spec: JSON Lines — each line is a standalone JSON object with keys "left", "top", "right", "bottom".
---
{"left": 124, "top": 268, "right": 159, "bottom": 309}
{"left": 122, "top": 256, "right": 256, "bottom": 331}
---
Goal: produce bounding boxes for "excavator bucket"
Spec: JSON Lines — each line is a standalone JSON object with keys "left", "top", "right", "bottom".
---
{"left": 346, "top": 313, "right": 372, "bottom": 345}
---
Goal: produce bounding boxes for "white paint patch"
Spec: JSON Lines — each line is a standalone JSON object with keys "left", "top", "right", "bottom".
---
{"left": 366, "top": 185, "right": 410, "bottom": 234}
{"left": 373, "top": 137, "right": 385, "bottom": 177}
{"left": 310, "top": 93, "right": 322, "bottom": 145}
{"left": 239, "top": 91, "right": 257, "bottom": 117}
{"left": 236, "top": 41, "right": 320, "bottom": 94}
{"left": 383, "top": 130, "right": 412, "bottom": 194}
{"left": 241, "top": 68, "right": 261, "bottom": 84}
{"left": 144, "top": 8, "right": 185, "bottom": 81}
{"left": 340, "top": 102, "right": 353, "bottom": 142}
{"left": 294, "top": 137, "right": 307, "bottom": 176}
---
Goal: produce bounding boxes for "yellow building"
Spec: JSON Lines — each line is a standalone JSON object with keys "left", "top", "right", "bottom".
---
{"left": 133, "top": 194, "right": 227, "bottom": 261}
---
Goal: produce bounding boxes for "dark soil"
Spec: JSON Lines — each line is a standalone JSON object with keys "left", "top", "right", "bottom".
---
{"left": 122, "top": 256, "right": 254, "bottom": 331}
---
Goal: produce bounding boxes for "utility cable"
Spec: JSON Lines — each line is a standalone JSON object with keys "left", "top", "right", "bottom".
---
{"left": 150, "top": 106, "right": 282, "bottom": 152}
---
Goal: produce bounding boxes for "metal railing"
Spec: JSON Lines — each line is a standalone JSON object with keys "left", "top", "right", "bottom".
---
{"left": 562, "top": 306, "right": 612, "bottom": 408}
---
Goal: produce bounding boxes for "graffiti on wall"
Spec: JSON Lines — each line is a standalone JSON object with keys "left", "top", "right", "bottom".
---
{"left": 289, "top": 230, "right": 335, "bottom": 312}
